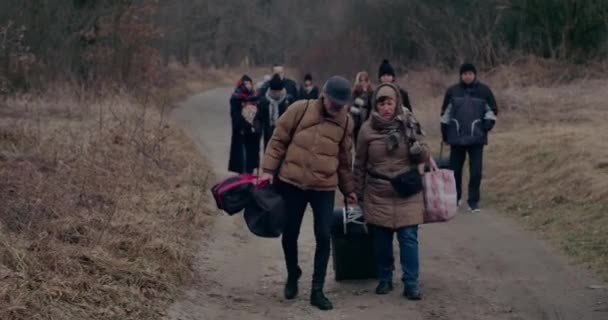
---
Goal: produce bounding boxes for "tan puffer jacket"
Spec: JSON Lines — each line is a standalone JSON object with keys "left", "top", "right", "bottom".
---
{"left": 262, "top": 98, "right": 355, "bottom": 194}
{"left": 354, "top": 83, "right": 430, "bottom": 229}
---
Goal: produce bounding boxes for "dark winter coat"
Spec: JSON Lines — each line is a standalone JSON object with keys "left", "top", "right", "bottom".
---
{"left": 399, "top": 87, "right": 413, "bottom": 113}
{"left": 351, "top": 89, "right": 372, "bottom": 143}
{"left": 258, "top": 90, "right": 296, "bottom": 149}
{"left": 440, "top": 80, "right": 498, "bottom": 146}
{"left": 228, "top": 82, "right": 262, "bottom": 173}
{"left": 298, "top": 85, "right": 320, "bottom": 100}
{"left": 258, "top": 77, "right": 299, "bottom": 101}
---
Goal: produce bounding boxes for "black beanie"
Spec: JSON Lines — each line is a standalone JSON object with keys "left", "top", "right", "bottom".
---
{"left": 269, "top": 74, "right": 284, "bottom": 90}
{"left": 378, "top": 59, "right": 395, "bottom": 79}
{"left": 459, "top": 63, "right": 477, "bottom": 75}
{"left": 241, "top": 74, "right": 252, "bottom": 83}
{"left": 304, "top": 73, "right": 312, "bottom": 81}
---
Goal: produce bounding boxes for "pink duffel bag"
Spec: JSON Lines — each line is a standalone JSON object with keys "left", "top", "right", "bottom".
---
{"left": 422, "top": 158, "right": 458, "bottom": 223}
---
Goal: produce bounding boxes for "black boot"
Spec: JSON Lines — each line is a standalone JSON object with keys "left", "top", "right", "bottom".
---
{"left": 310, "top": 289, "right": 333, "bottom": 311}
{"left": 403, "top": 287, "right": 422, "bottom": 301}
{"left": 284, "top": 267, "right": 302, "bottom": 300}
{"left": 375, "top": 281, "right": 393, "bottom": 295}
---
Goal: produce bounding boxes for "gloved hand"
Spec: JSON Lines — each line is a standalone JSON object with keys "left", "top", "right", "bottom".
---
{"left": 349, "top": 106, "right": 361, "bottom": 115}
{"left": 409, "top": 140, "right": 423, "bottom": 155}
{"left": 484, "top": 119, "right": 495, "bottom": 132}
{"left": 354, "top": 97, "right": 365, "bottom": 107}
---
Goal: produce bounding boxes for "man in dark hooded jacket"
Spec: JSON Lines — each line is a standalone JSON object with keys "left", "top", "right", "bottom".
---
{"left": 440, "top": 63, "right": 498, "bottom": 213}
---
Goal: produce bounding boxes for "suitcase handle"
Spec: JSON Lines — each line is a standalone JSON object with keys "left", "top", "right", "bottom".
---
{"left": 342, "top": 203, "right": 368, "bottom": 235}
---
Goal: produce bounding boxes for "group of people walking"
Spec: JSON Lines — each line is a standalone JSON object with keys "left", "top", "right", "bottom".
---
{"left": 227, "top": 60, "right": 498, "bottom": 310}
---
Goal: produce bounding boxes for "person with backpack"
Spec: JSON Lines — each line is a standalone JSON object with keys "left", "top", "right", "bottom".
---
{"left": 259, "top": 76, "right": 357, "bottom": 311}
{"left": 378, "top": 59, "right": 413, "bottom": 113}
{"left": 440, "top": 63, "right": 498, "bottom": 212}
{"left": 228, "top": 75, "right": 262, "bottom": 174}
{"left": 258, "top": 74, "right": 296, "bottom": 150}
{"left": 353, "top": 82, "right": 430, "bottom": 301}
{"left": 298, "top": 73, "right": 320, "bottom": 100}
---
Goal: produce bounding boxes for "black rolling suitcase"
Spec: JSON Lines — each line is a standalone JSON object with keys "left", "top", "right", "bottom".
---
{"left": 331, "top": 204, "right": 376, "bottom": 281}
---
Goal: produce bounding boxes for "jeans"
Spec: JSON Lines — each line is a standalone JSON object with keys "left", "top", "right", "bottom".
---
{"left": 450, "top": 145, "right": 484, "bottom": 205}
{"left": 370, "top": 224, "right": 419, "bottom": 291}
{"left": 277, "top": 180, "right": 335, "bottom": 289}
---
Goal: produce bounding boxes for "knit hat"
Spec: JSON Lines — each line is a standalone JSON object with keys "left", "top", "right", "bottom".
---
{"left": 378, "top": 59, "right": 395, "bottom": 79}
{"left": 269, "top": 74, "right": 284, "bottom": 90}
{"left": 459, "top": 63, "right": 477, "bottom": 75}
{"left": 323, "top": 76, "right": 352, "bottom": 106}
{"left": 304, "top": 73, "right": 312, "bottom": 81}
{"left": 375, "top": 85, "right": 397, "bottom": 102}
{"left": 241, "top": 74, "right": 252, "bottom": 83}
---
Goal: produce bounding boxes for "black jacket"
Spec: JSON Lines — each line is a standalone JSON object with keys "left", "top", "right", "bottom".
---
{"left": 257, "top": 94, "right": 295, "bottom": 128}
{"left": 258, "top": 78, "right": 299, "bottom": 101}
{"left": 258, "top": 94, "right": 296, "bottom": 149}
{"left": 298, "top": 86, "right": 319, "bottom": 100}
{"left": 399, "top": 87, "right": 413, "bottom": 113}
{"left": 228, "top": 96, "right": 262, "bottom": 173}
{"left": 440, "top": 80, "right": 498, "bottom": 146}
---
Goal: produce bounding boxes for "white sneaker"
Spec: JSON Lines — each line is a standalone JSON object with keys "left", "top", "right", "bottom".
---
{"left": 468, "top": 203, "right": 481, "bottom": 213}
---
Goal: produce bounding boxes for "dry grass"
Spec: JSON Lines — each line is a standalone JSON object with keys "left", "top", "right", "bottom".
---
{"left": 484, "top": 79, "right": 608, "bottom": 277}
{"left": 400, "top": 60, "right": 608, "bottom": 279}
{"left": 0, "top": 85, "right": 215, "bottom": 319}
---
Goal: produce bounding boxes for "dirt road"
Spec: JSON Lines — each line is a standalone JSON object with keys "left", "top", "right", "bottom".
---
{"left": 166, "top": 88, "right": 607, "bottom": 320}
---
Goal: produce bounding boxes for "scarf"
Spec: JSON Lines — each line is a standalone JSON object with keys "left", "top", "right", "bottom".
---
{"left": 232, "top": 81, "right": 255, "bottom": 100}
{"left": 371, "top": 111, "right": 422, "bottom": 154}
{"left": 371, "top": 112, "right": 405, "bottom": 153}
{"left": 265, "top": 89, "right": 287, "bottom": 126}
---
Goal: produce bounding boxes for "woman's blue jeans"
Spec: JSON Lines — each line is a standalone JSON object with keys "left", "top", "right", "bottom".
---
{"left": 369, "top": 224, "right": 419, "bottom": 291}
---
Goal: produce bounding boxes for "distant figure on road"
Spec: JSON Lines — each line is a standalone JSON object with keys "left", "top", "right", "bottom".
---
{"left": 298, "top": 73, "right": 319, "bottom": 100}
{"left": 259, "top": 76, "right": 358, "bottom": 311}
{"left": 258, "top": 74, "right": 295, "bottom": 150}
{"left": 258, "top": 64, "right": 299, "bottom": 100}
{"left": 378, "top": 59, "right": 413, "bottom": 113}
{"left": 354, "top": 82, "right": 429, "bottom": 301}
{"left": 228, "top": 75, "right": 262, "bottom": 174}
{"left": 440, "top": 63, "right": 498, "bottom": 212}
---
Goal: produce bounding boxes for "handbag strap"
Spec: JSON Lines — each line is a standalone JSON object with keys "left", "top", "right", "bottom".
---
{"left": 367, "top": 168, "right": 392, "bottom": 181}
{"left": 428, "top": 157, "right": 439, "bottom": 172}
{"left": 272, "top": 101, "right": 310, "bottom": 180}
{"left": 287, "top": 100, "right": 310, "bottom": 145}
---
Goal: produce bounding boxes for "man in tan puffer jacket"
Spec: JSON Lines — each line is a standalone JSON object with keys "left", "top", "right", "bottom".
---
{"left": 260, "top": 76, "right": 357, "bottom": 311}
